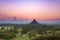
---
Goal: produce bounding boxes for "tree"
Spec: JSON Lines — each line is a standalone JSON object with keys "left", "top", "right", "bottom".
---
{"left": 1, "top": 27, "right": 4, "bottom": 30}
{"left": 28, "top": 32, "right": 32, "bottom": 40}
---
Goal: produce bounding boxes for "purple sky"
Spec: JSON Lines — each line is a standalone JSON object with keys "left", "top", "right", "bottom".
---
{"left": 0, "top": 0, "right": 60, "bottom": 21}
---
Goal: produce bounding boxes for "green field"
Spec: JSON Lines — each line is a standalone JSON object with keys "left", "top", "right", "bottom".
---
{"left": 0, "top": 24, "right": 60, "bottom": 40}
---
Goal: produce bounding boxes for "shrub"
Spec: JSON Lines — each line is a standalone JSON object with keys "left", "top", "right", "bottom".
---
{"left": 0, "top": 33, "right": 16, "bottom": 40}
{"left": 10, "top": 29, "right": 19, "bottom": 34}
{"left": 32, "top": 35, "right": 60, "bottom": 40}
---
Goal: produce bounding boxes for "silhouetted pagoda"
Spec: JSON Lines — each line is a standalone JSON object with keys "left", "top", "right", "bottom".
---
{"left": 30, "top": 19, "right": 40, "bottom": 25}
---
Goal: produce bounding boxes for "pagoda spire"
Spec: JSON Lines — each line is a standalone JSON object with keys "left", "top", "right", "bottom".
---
{"left": 30, "top": 19, "right": 39, "bottom": 24}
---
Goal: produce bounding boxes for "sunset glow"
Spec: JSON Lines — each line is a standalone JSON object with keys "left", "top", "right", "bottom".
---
{"left": 0, "top": 0, "right": 60, "bottom": 21}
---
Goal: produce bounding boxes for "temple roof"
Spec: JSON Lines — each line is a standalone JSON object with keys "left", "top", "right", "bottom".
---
{"left": 30, "top": 19, "right": 39, "bottom": 24}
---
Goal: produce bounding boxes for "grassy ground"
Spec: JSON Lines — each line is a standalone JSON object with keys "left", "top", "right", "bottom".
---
{"left": 11, "top": 34, "right": 40, "bottom": 40}
{"left": 11, "top": 35, "right": 30, "bottom": 40}
{"left": 0, "top": 26, "right": 60, "bottom": 40}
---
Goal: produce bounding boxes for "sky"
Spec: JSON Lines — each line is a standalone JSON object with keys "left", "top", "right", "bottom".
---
{"left": 0, "top": 0, "right": 60, "bottom": 21}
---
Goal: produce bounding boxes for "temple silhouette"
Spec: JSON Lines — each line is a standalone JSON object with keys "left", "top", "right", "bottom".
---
{"left": 30, "top": 19, "right": 39, "bottom": 25}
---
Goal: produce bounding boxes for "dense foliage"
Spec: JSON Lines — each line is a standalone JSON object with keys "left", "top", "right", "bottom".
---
{"left": 0, "top": 24, "right": 60, "bottom": 40}
{"left": 32, "top": 35, "right": 60, "bottom": 40}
